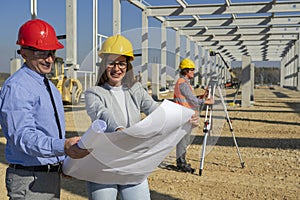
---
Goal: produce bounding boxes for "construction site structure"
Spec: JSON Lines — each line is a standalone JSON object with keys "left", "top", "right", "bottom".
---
{"left": 30, "top": 0, "right": 82, "bottom": 105}
{"left": 27, "top": 0, "right": 300, "bottom": 104}
{"left": 210, "top": 50, "right": 240, "bottom": 89}
{"left": 46, "top": 57, "right": 82, "bottom": 105}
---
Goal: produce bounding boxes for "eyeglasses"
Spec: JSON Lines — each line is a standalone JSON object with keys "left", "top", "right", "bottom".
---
{"left": 106, "top": 61, "right": 127, "bottom": 70}
{"left": 189, "top": 68, "right": 195, "bottom": 71}
{"left": 22, "top": 46, "right": 56, "bottom": 59}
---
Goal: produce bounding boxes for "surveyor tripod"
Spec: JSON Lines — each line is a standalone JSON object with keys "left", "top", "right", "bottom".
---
{"left": 199, "top": 78, "right": 245, "bottom": 176}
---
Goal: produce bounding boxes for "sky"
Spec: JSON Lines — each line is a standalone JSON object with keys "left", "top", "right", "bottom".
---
{"left": 0, "top": 0, "right": 280, "bottom": 74}
{"left": 0, "top": 0, "right": 137, "bottom": 73}
{"left": 0, "top": 0, "right": 183, "bottom": 74}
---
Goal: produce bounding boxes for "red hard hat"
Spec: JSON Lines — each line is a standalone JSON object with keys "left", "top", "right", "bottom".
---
{"left": 16, "top": 19, "right": 64, "bottom": 50}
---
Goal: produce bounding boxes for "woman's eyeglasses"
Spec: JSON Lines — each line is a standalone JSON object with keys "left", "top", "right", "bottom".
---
{"left": 106, "top": 61, "right": 127, "bottom": 70}
{"left": 22, "top": 46, "right": 56, "bottom": 59}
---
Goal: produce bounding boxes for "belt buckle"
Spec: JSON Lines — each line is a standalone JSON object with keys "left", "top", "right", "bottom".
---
{"left": 47, "top": 164, "right": 51, "bottom": 173}
{"left": 57, "top": 163, "right": 62, "bottom": 174}
{"left": 47, "top": 163, "right": 62, "bottom": 173}
{"left": 9, "top": 164, "right": 17, "bottom": 169}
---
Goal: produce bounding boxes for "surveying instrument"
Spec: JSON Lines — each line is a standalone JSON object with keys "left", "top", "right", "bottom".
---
{"left": 199, "top": 73, "right": 245, "bottom": 176}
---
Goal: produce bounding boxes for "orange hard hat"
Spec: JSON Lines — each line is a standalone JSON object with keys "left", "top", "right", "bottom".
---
{"left": 16, "top": 19, "right": 64, "bottom": 50}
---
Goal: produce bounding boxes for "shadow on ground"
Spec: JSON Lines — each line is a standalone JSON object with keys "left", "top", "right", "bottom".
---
{"left": 191, "top": 135, "right": 300, "bottom": 150}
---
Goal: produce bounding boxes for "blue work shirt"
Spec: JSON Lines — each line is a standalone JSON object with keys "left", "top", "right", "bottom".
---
{"left": 0, "top": 64, "right": 66, "bottom": 166}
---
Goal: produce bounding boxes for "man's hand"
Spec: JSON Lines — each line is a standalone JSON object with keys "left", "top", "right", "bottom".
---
{"left": 198, "top": 87, "right": 209, "bottom": 99}
{"left": 203, "top": 87, "right": 209, "bottom": 98}
{"left": 64, "top": 137, "right": 90, "bottom": 159}
{"left": 204, "top": 98, "right": 214, "bottom": 105}
{"left": 116, "top": 127, "right": 125, "bottom": 132}
{"left": 189, "top": 112, "right": 199, "bottom": 127}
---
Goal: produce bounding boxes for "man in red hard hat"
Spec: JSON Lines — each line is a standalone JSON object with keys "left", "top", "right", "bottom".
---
{"left": 0, "top": 19, "right": 89, "bottom": 199}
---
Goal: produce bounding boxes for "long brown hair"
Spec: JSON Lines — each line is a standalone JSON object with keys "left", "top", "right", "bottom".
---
{"left": 96, "top": 54, "right": 136, "bottom": 88}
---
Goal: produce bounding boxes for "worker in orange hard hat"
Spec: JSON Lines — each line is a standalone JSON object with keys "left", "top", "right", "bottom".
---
{"left": 174, "top": 58, "right": 213, "bottom": 173}
{"left": 0, "top": 19, "right": 89, "bottom": 199}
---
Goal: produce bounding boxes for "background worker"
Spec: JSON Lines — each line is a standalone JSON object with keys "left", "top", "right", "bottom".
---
{"left": 0, "top": 19, "right": 89, "bottom": 199}
{"left": 174, "top": 58, "right": 213, "bottom": 173}
{"left": 85, "top": 35, "right": 199, "bottom": 200}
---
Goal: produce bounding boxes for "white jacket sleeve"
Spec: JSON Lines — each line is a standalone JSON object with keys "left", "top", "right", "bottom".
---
{"left": 85, "top": 87, "right": 119, "bottom": 132}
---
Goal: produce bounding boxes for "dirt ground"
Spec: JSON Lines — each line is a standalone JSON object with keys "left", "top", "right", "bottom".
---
{"left": 0, "top": 86, "right": 299, "bottom": 200}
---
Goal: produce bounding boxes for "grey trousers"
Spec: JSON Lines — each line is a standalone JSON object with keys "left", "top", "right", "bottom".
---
{"left": 176, "top": 130, "right": 192, "bottom": 159}
{"left": 6, "top": 167, "right": 61, "bottom": 200}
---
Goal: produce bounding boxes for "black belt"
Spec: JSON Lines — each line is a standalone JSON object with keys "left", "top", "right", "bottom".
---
{"left": 9, "top": 163, "right": 62, "bottom": 173}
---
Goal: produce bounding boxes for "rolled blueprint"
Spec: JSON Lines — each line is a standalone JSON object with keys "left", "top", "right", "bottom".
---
{"left": 62, "top": 99, "right": 194, "bottom": 184}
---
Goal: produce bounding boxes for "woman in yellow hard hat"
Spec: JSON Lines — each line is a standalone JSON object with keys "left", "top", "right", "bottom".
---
{"left": 173, "top": 58, "right": 213, "bottom": 173}
{"left": 85, "top": 35, "right": 200, "bottom": 199}
{"left": 85, "top": 34, "right": 158, "bottom": 200}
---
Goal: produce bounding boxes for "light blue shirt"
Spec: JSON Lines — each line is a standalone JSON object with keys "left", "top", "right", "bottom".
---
{"left": 0, "top": 64, "right": 66, "bottom": 166}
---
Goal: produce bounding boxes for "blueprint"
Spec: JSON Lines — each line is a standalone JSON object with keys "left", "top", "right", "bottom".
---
{"left": 62, "top": 99, "right": 194, "bottom": 184}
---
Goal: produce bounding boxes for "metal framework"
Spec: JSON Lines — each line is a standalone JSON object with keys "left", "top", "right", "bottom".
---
{"left": 30, "top": 0, "right": 299, "bottom": 91}
{"left": 128, "top": 0, "right": 300, "bottom": 62}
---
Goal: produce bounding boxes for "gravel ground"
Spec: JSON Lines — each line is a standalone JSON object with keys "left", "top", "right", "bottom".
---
{"left": 0, "top": 86, "right": 299, "bottom": 200}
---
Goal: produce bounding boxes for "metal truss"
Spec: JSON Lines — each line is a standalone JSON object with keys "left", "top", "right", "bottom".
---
{"left": 128, "top": 0, "right": 300, "bottom": 62}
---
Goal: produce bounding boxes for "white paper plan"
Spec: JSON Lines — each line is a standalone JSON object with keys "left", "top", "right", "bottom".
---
{"left": 62, "top": 99, "right": 194, "bottom": 184}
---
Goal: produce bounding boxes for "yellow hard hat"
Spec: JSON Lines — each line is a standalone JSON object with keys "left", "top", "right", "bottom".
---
{"left": 98, "top": 34, "right": 134, "bottom": 61}
{"left": 179, "top": 58, "right": 195, "bottom": 70}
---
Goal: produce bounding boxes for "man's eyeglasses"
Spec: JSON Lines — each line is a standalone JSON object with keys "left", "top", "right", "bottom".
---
{"left": 106, "top": 61, "right": 127, "bottom": 70}
{"left": 22, "top": 46, "right": 56, "bottom": 59}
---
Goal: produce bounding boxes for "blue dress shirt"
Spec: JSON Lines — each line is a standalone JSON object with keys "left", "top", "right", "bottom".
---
{"left": 0, "top": 65, "right": 66, "bottom": 166}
